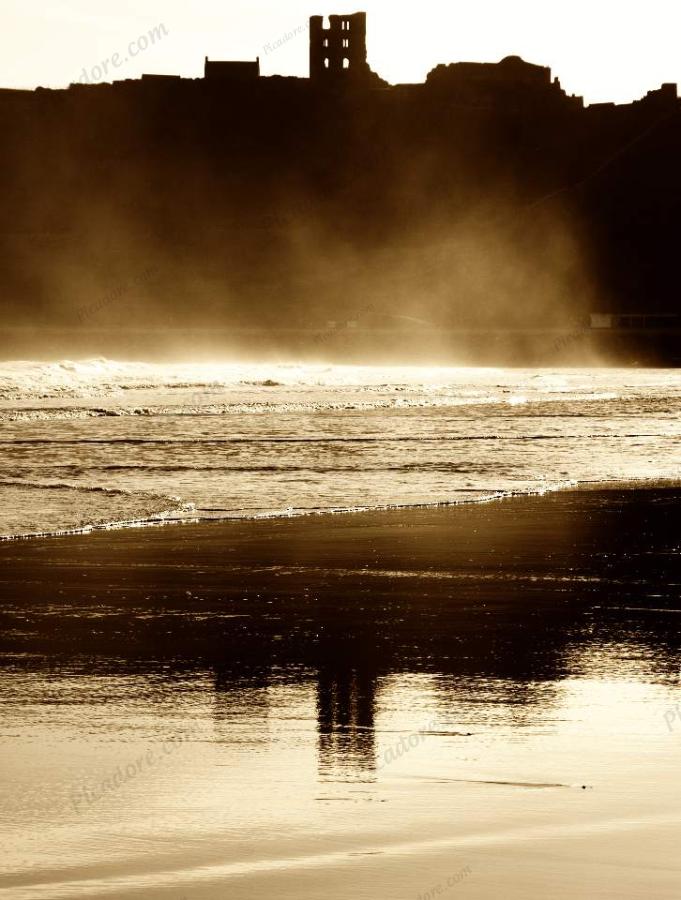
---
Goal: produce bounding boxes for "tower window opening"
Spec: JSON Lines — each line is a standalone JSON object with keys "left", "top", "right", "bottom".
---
{"left": 324, "top": 58, "right": 330, "bottom": 69}
{"left": 323, "top": 38, "right": 329, "bottom": 47}
{"left": 343, "top": 58, "right": 350, "bottom": 69}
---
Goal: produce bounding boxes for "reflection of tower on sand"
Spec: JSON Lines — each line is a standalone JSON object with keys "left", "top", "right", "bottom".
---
{"left": 316, "top": 660, "right": 377, "bottom": 780}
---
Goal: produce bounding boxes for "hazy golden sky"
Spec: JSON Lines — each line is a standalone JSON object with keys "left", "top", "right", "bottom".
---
{"left": 1, "top": 0, "right": 679, "bottom": 103}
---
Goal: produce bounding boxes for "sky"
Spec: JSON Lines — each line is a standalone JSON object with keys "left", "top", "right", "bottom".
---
{"left": 1, "top": 0, "right": 680, "bottom": 104}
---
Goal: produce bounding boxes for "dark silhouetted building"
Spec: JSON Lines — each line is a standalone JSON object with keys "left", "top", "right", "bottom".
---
{"left": 204, "top": 57, "right": 260, "bottom": 81}
{"left": 427, "top": 55, "right": 583, "bottom": 110}
{"left": 310, "top": 12, "right": 384, "bottom": 85}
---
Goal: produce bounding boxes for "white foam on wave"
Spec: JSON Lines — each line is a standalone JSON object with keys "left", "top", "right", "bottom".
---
{"left": 0, "top": 479, "right": 195, "bottom": 542}
{"left": 1, "top": 394, "right": 624, "bottom": 422}
{"left": 0, "top": 358, "right": 640, "bottom": 423}
{"left": 0, "top": 357, "right": 646, "bottom": 403}
{"left": 0, "top": 358, "right": 477, "bottom": 400}
{"left": 0, "top": 481, "right": 577, "bottom": 542}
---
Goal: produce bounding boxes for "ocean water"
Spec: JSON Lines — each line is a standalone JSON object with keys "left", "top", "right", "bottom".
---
{"left": 1, "top": 360, "right": 680, "bottom": 538}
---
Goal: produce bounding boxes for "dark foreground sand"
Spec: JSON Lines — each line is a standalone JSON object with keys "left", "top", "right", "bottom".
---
{"left": 1, "top": 486, "right": 680, "bottom": 899}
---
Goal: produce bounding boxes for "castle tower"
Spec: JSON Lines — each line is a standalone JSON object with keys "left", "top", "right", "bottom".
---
{"left": 309, "top": 13, "right": 370, "bottom": 82}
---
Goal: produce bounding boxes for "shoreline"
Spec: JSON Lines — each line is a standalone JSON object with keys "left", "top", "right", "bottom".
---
{"left": 2, "top": 476, "right": 680, "bottom": 544}
{"left": 2, "top": 483, "right": 679, "bottom": 603}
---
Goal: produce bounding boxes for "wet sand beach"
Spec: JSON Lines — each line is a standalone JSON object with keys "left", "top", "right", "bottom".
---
{"left": 1, "top": 486, "right": 680, "bottom": 899}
